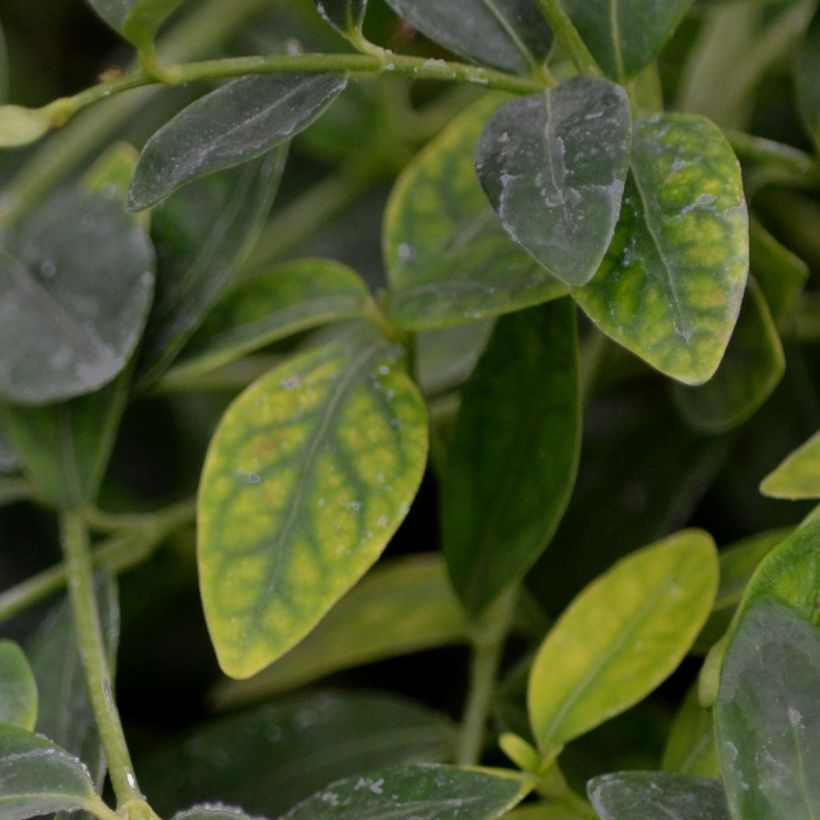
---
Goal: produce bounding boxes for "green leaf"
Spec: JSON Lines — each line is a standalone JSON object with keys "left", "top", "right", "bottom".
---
{"left": 0, "top": 475, "right": 27, "bottom": 508}
{"left": 574, "top": 114, "right": 748, "bottom": 385}
{"left": 760, "top": 429, "right": 820, "bottom": 499}
{"left": 749, "top": 217, "right": 808, "bottom": 323}
{"left": 796, "top": 10, "right": 820, "bottom": 153}
{"left": 198, "top": 326, "right": 428, "bottom": 679}
{"left": 0, "top": 641, "right": 37, "bottom": 731}
{"left": 27, "top": 574, "right": 119, "bottom": 797}
{"left": 528, "top": 530, "right": 718, "bottom": 751}
{"left": 444, "top": 300, "right": 580, "bottom": 615}
{"left": 129, "top": 73, "right": 347, "bottom": 210}
{"left": 475, "top": 77, "right": 631, "bottom": 287}
{"left": 0, "top": 189, "right": 154, "bottom": 404}
{"left": 282, "top": 763, "right": 531, "bottom": 819}
{"left": 169, "top": 258, "right": 370, "bottom": 384}
{"left": 0, "top": 423, "right": 18, "bottom": 472}
{"left": 171, "top": 808, "right": 260, "bottom": 820}
{"left": 385, "top": 95, "right": 567, "bottom": 330}
{"left": 1, "top": 374, "right": 129, "bottom": 509}
{"left": 0, "top": 725, "right": 103, "bottom": 819}
{"left": 563, "top": 0, "right": 695, "bottom": 81}
{"left": 671, "top": 279, "right": 784, "bottom": 434}
{"left": 315, "top": 0, "right": 368, "bottom": 36}
{"left": 138, "top": 153, "right": 286, "bottom": 385}
{"left": 661, "top": 683, "right": 719, "bottom": 778}
{"left": 139, "top": 691, "right": 456, "bottom": 818}
{"left": 715, "top": 598, "right": 820, "bottom": 820}
{"left": 210, "top": 554, "right": 469, "bottom": 708}
{"left": 587, "top": 771, "right": 729, "bottom": 819}
{"left": 0, "top": 20, "right": 8, "bottom": 104}
{"left": 0, "top": 105, "right": 52, "bottom": 149}
{"left": 87, "top": 0, "right": 187, "bottom": 52}
{"left": 382, "top": 0, "right": 552, "bottom": 74}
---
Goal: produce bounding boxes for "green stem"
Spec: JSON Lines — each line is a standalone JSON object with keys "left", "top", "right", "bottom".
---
{"left": 533, "top": 0, "right": 602, "bottom": 76}
{"left": 60, "top": 511, "right": 141, "bottom": 808}
{"left": 457, "top": 588, "right": 518, "bottom": 765}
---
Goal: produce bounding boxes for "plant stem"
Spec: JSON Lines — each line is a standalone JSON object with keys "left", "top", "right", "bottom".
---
{"left": 533, "top": 0, "right": 602, "bottom": 77}
{"left": 457, "top": 587, "right": 518, "bottom": 765}
{"left": 60, "top": 511, "right": 142, "bottom": 808}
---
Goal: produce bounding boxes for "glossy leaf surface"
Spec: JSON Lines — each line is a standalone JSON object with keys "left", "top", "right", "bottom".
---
{"left": 0, "top": 189, "right": 154, "bottom": 404}
{"left": 211, "top": 555, "right": 468, "bottom": 708}
{"left": 672, "top": 280, "right": 784, "bottom": 434}
{"left": 140, "top": 691, "right": 456, "bottom": 818}
{"left": 529, "top": 530, "right": 718, "bottom": 750}
{"left": 386, "top": 96, "right": 566, "bottom": 330}
{"left": 575, "top": 114, "right": 748, "bottom": 385}
{"left": 760, "top": 429, "right": 820, "bottom": 499}
{"left": 588, "top": 771, "right": 729, "bottom": 819}
{"left": 87, "top": 0, "right": 185, "bottom": 51}
{"left": 715, "top": 599, "right": 820, "bottom": 820}
{"left": 139, "top": 153, "right": 285, "bottom": 384}
{"left": 0, "top": 641, "right": 37, "bottom": 730}
{"left": 563, "top": 0, "right": 695, "bottom": 80}
{"left": 198, "top": 327, "right": 428, "bottom": 678}
{"left": 171, "top": 808, "right": 259, "bottom": 820}
{"left": 129, "top": 73, "right": 347, "bottom": 210}
{"left": 383, "top": 0, "right": 552, "bottom": 74}
{"left": 173, "top": 258, "right": 370, "bottom": 382}
{"left": 796, "top": 11, "right": 820, "bottom": 152}
{"left": 0, "top": 725, "right": 101, "bottom": 818}
{"left": 444, "top": 300, "right": 580, "bottom": 615}
{"left": 475, "top": 77, "right": 631, "bottom": 287}
{"left": 315, "top": 0, "right": 367, "bottom": 35}
{"left": 283, "top": 764, "right": 530, "bottom": 819}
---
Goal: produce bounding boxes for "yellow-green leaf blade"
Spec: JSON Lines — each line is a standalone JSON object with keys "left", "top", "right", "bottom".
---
{"left": 574, "top": 113, "right": 749, "bottom": 385}
{"left": 760, "top": 429, "right": 820, "bottom": 500}
{"left": 528, "top": 530, "right": 718, "bottom": 750}
{"left": 0, "top": 641, "right": 37, "bottom": 731}
{"left": 198, "top": 327, "right": 428, "bottom": 679}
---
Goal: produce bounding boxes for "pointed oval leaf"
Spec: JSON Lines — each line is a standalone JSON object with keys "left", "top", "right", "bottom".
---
{"left": 87, "top": 0, "right": 187, "bottom": 51}
{"left": 383, "top": 0, "right": 552, "bottom": 74}
{"left": 661, "top": 683, "right": 719, "bottom": 778}
{"left": 761, "top": 429, "right": 820, "bottom": 499}
{"left": 170, "top": 258, "right": 370, "bottom": 384}
{"left": 198, "top": 327, "right": 428, "bottom": 679}
{"left": 671, "top": 279, "right": 784, "bottom": 434}
{"left": 0, "top": 189, "right": 154, "bottom": 404}
{"left": 315, "top": 0, "right": 368, "bottom": 36}
{"left": 528, "top": 530, "right": 718, "bottom": 751}
{"left": 211, "top": 555, "right": 468, "bottom": 708}
{"left": 715, "top": 599, "right": 820, "bottom": 820}
{"left": 172, "top": 807, "right": 261, "bottom": 820}
{"left": 796, "top": 11, "right": 820, "bottom": 153}
{"left": 140, "top": 691, "right": 456, "bottom": 817}
{"left": 574, "top": 114, "right": 748, "bottom": 385}
{"left": 283, "top": 764, "right": 531, "bottom": 819}
{"left": 129, "top": 73, "right": 347, "bottom": 210}
{"left": 0, "top": 725, "right": 101, "bottom": 819}
{"left": 385, "top": 96, "right": 567, "bottom": 330}
{"left": 563, "top": 0, "right": 695, "bottom": 80}
{"left": 0, "top": 641, "right": 37, "bottom": 731}
{"left": 475, "top": 77, "right": 632, "bottom": 287}
{"left": 587, "top": 772, "right": 729, "bottom": 820}
{"left": 444, "top": 300, "right": 580, "bottom": 615}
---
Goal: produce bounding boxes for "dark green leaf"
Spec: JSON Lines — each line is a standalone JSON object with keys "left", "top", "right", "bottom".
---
{"left": 475, "top": 77, "right": 631, "bottom": 287}
{"left": 715, "top": 598, "right": 820, "bottom": 819}
{"left": 129, "top": 73, "right": 347, "bottom": 210}
{"left": 0, "top": 725, "right": 103, "bottom": 819}
{"left": 169, "top": 258, "right": 370, "bottom": 384}
{"left": 0, "top": 189, "right": 155, "bottom": 404}
{"left": 796, "top": 10, "right": 820, "bottom": 153}
{"left": 198, "top": 326, "right": 428, "bottom": 679}
{"left": 86, "top": 0, "right": 186, "bottom": 51}
{"left": 587, "top": 771, "right": 729, "bottom": 819}
{"left": 0, "top": 423, "right": 18, "bottom": 472}
{"left": 139, "top": 691, "right": 456, "bottom": 818}
{"left": 382, "top": 0, "right": 552, "bottom": 74}
{"left": 283, "top": 763, "right": 531, "bottom": 819}
{"left": 416, "top": 321, "right": 494, "bottom": 398}
{"left": 661, "top": 683, "right": 719, "bottom": 778}
{"left": 0, "top": 20, "right": 7, "bottom": 104}
{"left": 563, "top": 0, "right": 695, "bottom": 80}
{"left": 315, "top": 0, "right": 368, "bottom": 36}
{"left": 575, "top": 114, "right": 748, "bottom": 385}
{"left": 761, "top": 429, "right": 820, "bottom": 500}
{"left": 138, "top": 153, "right": 286, "bottom": 385}
{"left": 210, "top": 555, "right": 469, "bottom": 708}
{"left": 171, "top": 808, "right": 260, "bottom": 820}
{"left": 671, "top": 279, "right": 784, "bottom": 434}
{"left": 386, "top": 95, "right": 567, "bottom": 330}
{"left": 0, "top": 641, "right": 37, "bottom": 730}
{"left": 444, "top": 300, "right": 580, "bottom": 615}
{"left": 0, "top": 476, "right": 27, "bottom": 508}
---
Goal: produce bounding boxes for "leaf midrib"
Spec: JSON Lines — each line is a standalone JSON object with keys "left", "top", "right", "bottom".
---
{"left": 478, "top": 0, "right": 535, "bottom": 69}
